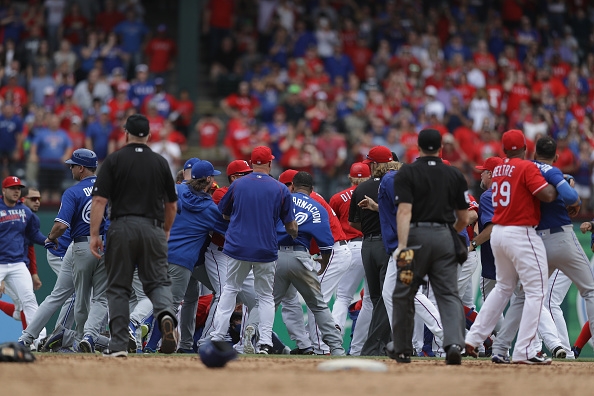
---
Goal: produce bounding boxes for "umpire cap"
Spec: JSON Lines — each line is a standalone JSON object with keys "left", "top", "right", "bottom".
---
{"left": 65, "top": 148, "right": 98, "bottom": 168}
{"left": 125, "top": 114, "right": 150, "bottom": 137}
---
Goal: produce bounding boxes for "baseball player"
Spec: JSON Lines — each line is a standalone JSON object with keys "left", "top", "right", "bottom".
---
{"left": 38, "top": 149, "right": 110, "bottom": 353}
{"left": 210, "top": 146, "right": 297, "bottom": 354}
{"left": 329, "top": 162, "right": 373, "bottom": 355}
{"left": 465, "top": 129, "right": 557, "bottom": 364}
{"left": 0, "top": 177, "right": 46, "bottom": 344}
{"left": 489, "top": 137, "right": 590, "bottom": 362}
{"left": 197, "top": 160, "right": 257, "bottom": 352}
{"left": 273, "top": 171, "right": 345, "bottom": 355}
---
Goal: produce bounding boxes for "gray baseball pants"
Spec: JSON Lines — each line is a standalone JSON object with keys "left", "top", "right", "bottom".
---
{"left": 46, "top": 250, "right": 75, "bottom": 330}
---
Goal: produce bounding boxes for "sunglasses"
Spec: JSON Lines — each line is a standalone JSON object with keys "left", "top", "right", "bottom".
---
{"left": 27, "top": 197, "right": 41, "bottom": 202}
{"left": 69, "top": 164, "right": 80, "bottom": 169}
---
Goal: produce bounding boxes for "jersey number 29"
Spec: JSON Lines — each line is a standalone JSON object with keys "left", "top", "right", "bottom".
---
{"left": 491, "top": 181, "right": 511, "bottom": 207}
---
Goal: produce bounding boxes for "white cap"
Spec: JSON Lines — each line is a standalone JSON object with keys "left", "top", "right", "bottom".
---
{"left": 424, "top": 85, "right": 438, "bottom": 96}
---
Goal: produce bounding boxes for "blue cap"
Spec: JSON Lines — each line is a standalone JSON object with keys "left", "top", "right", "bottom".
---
{"left": 191, "top": 160, "right": 221, "bottom": 179}
{"left": 184, "top": 157, "right": 199, "bottom": 170}
{"left": 65, "top": 148, "right": 98, "bottom": 168}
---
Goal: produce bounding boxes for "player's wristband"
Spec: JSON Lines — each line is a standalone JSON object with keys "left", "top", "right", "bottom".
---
{"left": 471, "top": 240, "right": 478, "bottom": 249}
{"left": 564, "top": 174, "right": 575, "bottom": 183}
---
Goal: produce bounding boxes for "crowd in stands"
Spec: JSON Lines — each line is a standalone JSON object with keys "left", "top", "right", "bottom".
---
{"left": 202, "top": 0, "right": 594, "bottom": 210}
{"left": 0, "top": 0, "right": 184, "bottom": 203}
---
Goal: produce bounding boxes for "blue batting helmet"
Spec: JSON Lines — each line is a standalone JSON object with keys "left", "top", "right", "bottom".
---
{"left": 199, "top": 340, "right": 237, "bottom": 368}
{"left": 65, "top": 149, "right": 98, "bottom": 168}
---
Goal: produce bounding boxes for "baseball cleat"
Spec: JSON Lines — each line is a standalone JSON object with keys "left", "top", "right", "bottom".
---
{"left": 127, "top": 326, "right": 138, "bottom": 353}
{"left": 464, "top": 343, "right": 478, "bottom": 358}
{"left": 290, "top": 346, "right": 314, "bottom": 355}
{"left": 552, "top": 346, "right": 567, "bottom": 359}
{"left": 243, "top": 325, "right": 256, "bottom": 354}
{"left": 176, "top": 348, "right": 194, "bottom": 354}
{"left": 159, "top": 314, "right": 178, "bottom": 354}
{"left": 79, "top": 335, "right": 95, "bottom": 353}
{"left": 257, "top": 344, "right": 273, "bottom": 355}
{"left": 512, "top": 355, "right": 552, "bottom": 365}
{"left": 44, "top": 325, "right": 66, "bottom": 352}
{"left": 102, "top": 349, "right": 128, "bottom": 358}
{"left": 571, "top": 346, "right": 581, "bottom": 358}
{"left": 491, "top": 354, "right": 510, "bottom": 364}
{"left": 445, "top": 344, "right": 462, "bottom": 365}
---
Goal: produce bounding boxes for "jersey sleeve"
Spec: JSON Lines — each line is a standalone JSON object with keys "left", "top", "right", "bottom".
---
{"left": 479, "top": 191, "right": 494, "bottom": 226}
{"left": 545, "top": 166, "right": 579, "bottom": 205}
{"left": 524, "top": 161, "right": 549, "bottom": 195}
{"left": 312, "top": 208, "right": 334, "bottom": 252}
{"left": 279, "top": 184, "right": 296, "bottom": 224}
{"left": 25, "top": 210, "right": 46, "bottom": 246}
{"left": 393, "top": 166, "right": 413, "bottom": 204}
{"left": 453, "top": 169, "right": 470, "bottom": 210}
{"left": 218, "top": 183, "right": 235, "bottom": 217}
{"left": 55, "top": 189, "right": 76, "bottom": 228}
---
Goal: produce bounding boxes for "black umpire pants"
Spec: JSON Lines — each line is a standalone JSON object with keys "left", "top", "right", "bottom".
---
{"left": 360, "top": 237, "right": 391, "bottom": 356}
{"left": 105, "top": 216, "right": 177, "bottom": 352}
{"left": 392, "top": 225, "right": 465, "bottom": 355}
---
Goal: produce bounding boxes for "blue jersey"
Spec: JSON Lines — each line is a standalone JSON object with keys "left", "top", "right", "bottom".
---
{"left": 49, "top": 228, "right": 72, "bottom": 259}
{"left": 33, "top": 128, "right": 72, "bottom": 169}
{"left": 113, "top": 20, "right": 149, "bottom": 54}
{"left": 0, "top": 200, "right": 46, "bottom": 264}
{"left": 167, "top": 184, "right": 227, "bottom": 271}
{"left": 55, "top": 176, "right": 108, "bottom": 238}
{"left": 219, "top": 172, "right": 295, "bottom": 263}
{"left": 379, "top": 170, "right": 398, "bottom": 255}
{"left": 129, "top": 81, "right": 155, "bottom": 108}
{"left": 478, "top": 188, "right": 496, "bottom": 279}
{"left": 23, "top": 212, "right": 45, "bottom": 266}
{"left": 85, "top": 121, "right": 112, "bottom": 160}
{"left": 277, "top": 192, "right": 334, "bottom": 251}
{"left": 0, "top": 114, "right": 23, "bottom": 154}
{"left": 533, "top": 161, "right": 576, "bottom": 230}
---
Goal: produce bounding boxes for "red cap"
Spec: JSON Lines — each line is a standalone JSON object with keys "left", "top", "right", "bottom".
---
{"left": 2, "top": 176, "right": 25, "bottom": 189}
{"left": 502, "top": 129, "right": 526, "bottom": 151}
{"left": 362, "top": 146, "right": 393, "bottom": 164}
{"left": 226, "top": 160, "right": 252, "bottom": 176}
{"left": 475, "top": 157, "right": 503, "bottom": 172}
{"left": 279, "top": 169, "right": 298, "bottom": 184}
{"left": 251, "top": 146, "right": 275, "bottom": 165}
{"left": 349, "top": 162, "right": 371, "bottom": 178}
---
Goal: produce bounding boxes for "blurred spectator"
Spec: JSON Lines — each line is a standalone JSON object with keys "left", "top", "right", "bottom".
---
{"left": 62, "top": 2, "right": 89, "bottom": 47}
{"left": 113, "top": 8, "right": 149, "bottom": 74}
{"left": 211, "top": 36, "right": 239, "bottom": 80}
{"left": 555, "top": 133, "right": 578, "bottom": 174}
{"left": 0, "top": 103, "right": 23, "bottom": 179}
{"left": 314, "top": 123, "right": 346, "bottom": 200}
{"left": 95, "top": 0, "right": 125, "bottom": 33}
{"left": 145, "top": 102, "right": 165, "bottom": 141}
{"left": 468, "top": 88, "right": 493, "bottom": 132}
{"left": 141, "top": 78, "right": 176, "bottom": 119}
{"left": 85, "top": 105, "right": 112, "bottom": 162}
{"left": 67, "top": 115, "right": 85, "bottom": 150}
{"left": 315, "top": 17, "right": 339, "bottom": 59}
{"left": 224, "top": 113, "right": 251, "bottom": 160}
{"left": 128, "top": 64, "right": 154, "bottom": 109}
{"left": 107, "top": 82, "right": 134, "bottom": 122}
{"left": 424, "top": 85, "right": 445, "bottom": 121}
{"left": 99, "top": 32, "right": 128, "bottom": 76}
{"left": 172, "top": 89, "right": 194, "bottom": 137}
{"left": 292, "top": 20, "right": 316, "bottom": 58}
{"left": 203, "top": 0, "right": 234, "bottom": 63}
{"left": 575, "top": 140, "right": 593, "bottom": 213}
{"left": 29, "top": 114, "right": 72, "bottom": 203}
{"left": 28, "top": 62, "right": 55, "bottom": 107}
{"left": 55, "top": 88, "right": 83, "bottom": 130}
{"left": 0, "top": 71, "right": 28, "bottom": 114}
{"left": 145, "top": 24, "right": 177, "bottom": 79}
{"left": 221, "top": 81, "right": 260, "bottom": 118}
{"left": 54, "top": 40, "right": 77, "bottom": 75}
{"left": 73, "top": 68, "right": 112, "bottom": 112}
{"left": 150, "top": 120, "right": 182, "bottom": 177}
{"left": 44, "top": 0, "right": 66, "bottom": 51}
{"left": 196, "top": 112, "right": 223, "bottom": 149}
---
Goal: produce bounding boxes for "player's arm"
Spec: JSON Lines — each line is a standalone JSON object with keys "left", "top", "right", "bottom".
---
{"left": 396, "top": 203, "right": 412, "bottom": 251}
{"left": 46, "top": 221, "right": 68, "bottom": 247}
{"left": 467, "top": 210, "right": 478, "bottom": 225}
{"left": 358, "top": 195, "right": 378, "bottom": 212}
{"left": 89, "top": 196, "right": 108, "bottom": 259}
{"left": 534, "top": 184, "right": 557, "bottom": 203}
{"left": 469, "top": 223, "right": 493, "bottom": 252}
{"left": 284, "top": 220, "right": 298, "bottom": 239}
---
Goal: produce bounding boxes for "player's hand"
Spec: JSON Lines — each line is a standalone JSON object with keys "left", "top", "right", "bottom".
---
{"left": 580, "top": 222, "right": 593, "bottom": 234}
{"left": 317, "top": 261, "right": 329, "bottom": 276}
{"left": 0, "top": 280, "right": 5, "bottom": 296}
{"left": 89, "top": 235, "right": 104, "bottom": 259}
{"left": 31, "top": 274, "right": 42, "bottom": 290}
{"left": 44, "top": 238, "right": 58, "bottom": 250}
{"left": 165, "top": 229, "right": 171, "bottom": 241}
{"left": 358, "top": 195, "right": 378, "bottom": 211}
{"left": 392, "top": 247, "right": 403, "bottom": 264}
{"left": 468, "top": 244, "right": 475, "bottom": 252}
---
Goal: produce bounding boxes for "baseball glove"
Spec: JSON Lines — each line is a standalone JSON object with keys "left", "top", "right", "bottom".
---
{"left": 0, "top": 342, "right": 36, "bottom": 363}
{"left": 396, "top": 248, "right": 416, "bottom": 286}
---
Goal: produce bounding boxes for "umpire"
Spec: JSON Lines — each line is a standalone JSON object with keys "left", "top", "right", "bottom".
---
{"left": 390, "top": 129, "right": 470, "bottom": 365}
{"left": 89, "top": 114, "right": 179, "bottom": 357}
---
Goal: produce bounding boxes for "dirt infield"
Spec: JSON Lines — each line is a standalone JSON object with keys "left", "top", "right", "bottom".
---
{"left": 4, "top": 355, "right": 594, "bottom": 396}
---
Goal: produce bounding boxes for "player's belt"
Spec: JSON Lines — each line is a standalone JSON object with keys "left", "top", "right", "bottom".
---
{"left": 279, "top": 245, "right": 308, "bottom": 252}
{"left": 211, "top": 232, "right": 225, "bottom": 250}
{"left": 73, "top": 235, "right": 104, "bottom": 243}
{"left": 349, "top": 237, "right": 363, "bottom": 242}
{"left": 112, "top": 216, "right": 164, "bottom": 228}
{"left": 335, "top": 240, "right": 348, "bottom": 246}
{"left": 536, "top": 227, "right": 564, "bottom": 236}
{"left": 363, "top": 234, "right": 382, "bottom": 241}
{"left": 410, "top": 222, "right": 447, "bottom": 228}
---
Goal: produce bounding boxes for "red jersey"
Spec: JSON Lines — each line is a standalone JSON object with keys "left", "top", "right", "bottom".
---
{"left": 107, "top": 98, "right": 134, "bottom": 121}
{"left": 491, "top": 158, "right": 549, "bottom": 226}
{"left": 175, "top": 99, "right": 195, "bottom": 127}
{"left": 224, "top": 93, "right": 259, "bottom": 117}
{"left": 0, "top": 86, "right": 28, "bottom": 112}
{"left": 329, "top": 186, "right": 363, "bottom": 241}
{"left": 212, "top": 186, "right": 229, "bottom": 205}
{"left": 311, "top": 191, "right": 346, "bottom": 242}
{"left": 145, "top": 37, "right": 177, "bottom": 74}
{"left": 95, "top": 10, "right": 125, "bottom": 32}
{"left": 506, "top": 84, "right": 531, "bottom": 115}
{"left": 198, "top": 120, "right": 221, "bottom": 148}
{"left": 486, "top": 84, "right": 503, "bottom": 114}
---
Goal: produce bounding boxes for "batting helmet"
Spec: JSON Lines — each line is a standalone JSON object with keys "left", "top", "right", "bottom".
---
{"left": 65, "top": 149, "right": 98, "bottom": 168}
{"left": 199, "top": 340, "right": 237, "bottom": 368}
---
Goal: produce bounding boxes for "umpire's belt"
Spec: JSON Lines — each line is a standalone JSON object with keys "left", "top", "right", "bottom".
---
{"left": 279, "top": 245, "right": 309, "bottom": 253}
{"left": 73, "top": 235, "right": 104, "bottom": 243}
{"left": 363, "top": 234, "right": 382, "bottom": 241}
{"left": 113, "top": 215, "right": 164, "bottom": 228}
{"left": 536, "top": 226, "right": 565, "bottom": 236}
{"left": 410, "top": 222, "right": 447, "bottom": 228}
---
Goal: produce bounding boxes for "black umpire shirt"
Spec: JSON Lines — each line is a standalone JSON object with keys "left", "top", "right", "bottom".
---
{"left": 349, "top": 177, "right": 382, "bottom": 236}
{"left": 92, "top": 143, "right": 177, "bottom": 222}
{"left": 393, "top": 157, "right": 468, "bottom": 223}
